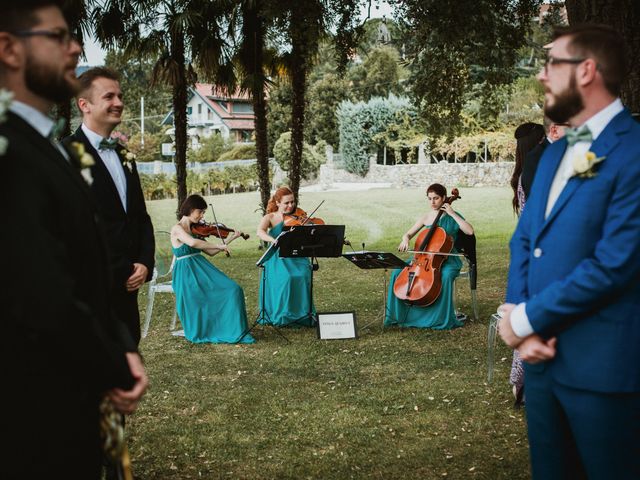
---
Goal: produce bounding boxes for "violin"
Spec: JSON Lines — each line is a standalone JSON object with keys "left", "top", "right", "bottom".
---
{"left": 191, "top": 221, "right": 250, "bottom": 240}
{"left": 392, "top": 188, "right": 461, "bottom": 307}
{"left": 283, "top": 207, "right": 326, "bottom": 227}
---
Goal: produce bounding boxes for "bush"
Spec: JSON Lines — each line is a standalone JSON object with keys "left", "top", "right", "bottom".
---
{"left": 273, "top": 131, "right": 324, "bottom": 180}
{"left": 188, "top": 134, "right": 230, "bottom": 163}
{"left": 337, "top": 95, "right": 415, "bottom": 176}
{"left": 218, "top": 143, "right": 256, "bottom": 161}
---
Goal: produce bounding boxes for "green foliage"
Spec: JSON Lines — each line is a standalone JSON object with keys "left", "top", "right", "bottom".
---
{"left": 349, "top": 45, "right": 406, "bottom": 101}
{"left": 500, "top": 76, "right": 545, "bottom": 127}
{"left": 397, "top": 0, "right": 540, "bottom": 137}
{"left": 127, "top": 131, "right": 165, "bottom": 163}
{"left": 139, "top": 163, "right": 269, "bottom": 200}
{"left": 218, "top": 143, "right": 257, "bottom": 161}
{"left": 431, "top": 130, "right": 515, "bottom": 162}
{"left": 187, "top": 134, "right": 230, "bottom": 163}
{"left": 337, "top": 95, "right": 415, "bottom": 176}
{"left": 307, "top": 73, "right": 352, "bottom": 147}
{"left": 266, "top": 79, "right": 294, "bottom": 153}
{"left": 273, "top": 131, "right": 324, "bottom": 180}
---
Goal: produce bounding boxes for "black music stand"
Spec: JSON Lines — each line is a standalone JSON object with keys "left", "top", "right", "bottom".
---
{"left": 342, "top": 251, "right": 406, "bottom": 330}
{"left": 279, "top": 224, "right": 346, "bottom": 325}
{"left": 238, "top": 239, "right": 291, "bottom": 343}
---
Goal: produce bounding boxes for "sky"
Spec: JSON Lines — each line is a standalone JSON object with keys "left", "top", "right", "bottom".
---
{"left": 79, "top": 2, "right": 394, "bottom": 66}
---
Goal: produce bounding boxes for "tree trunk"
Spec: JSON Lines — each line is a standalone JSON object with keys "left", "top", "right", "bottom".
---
{"left": 289, "top": 29, "right": 306, "bottom": 199}
{"left": 172, "top": 32, "right": 189, "bottom": 209}
{"left": 242, "top": 1, "right": 271, "bottom": 214}
{"left": 565, "top": 0, "right": 640, "bottom": 113}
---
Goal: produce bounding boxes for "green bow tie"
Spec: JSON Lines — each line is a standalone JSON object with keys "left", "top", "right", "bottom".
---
{"left": 48, "top": 118, "right": 67, "bottom": 142}
{"left": 99, "top": 138, "right": 119, "bottom": 150}
{"left": 565, "top": 125, "right": 593, "bottom": 146}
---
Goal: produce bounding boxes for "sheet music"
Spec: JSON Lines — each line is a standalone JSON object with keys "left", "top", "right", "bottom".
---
{"left": 255, "top": 230, "right": 289, "bottom": 267}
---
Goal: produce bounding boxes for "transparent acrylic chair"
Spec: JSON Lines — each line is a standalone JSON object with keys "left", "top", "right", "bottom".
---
{"left": 141, "top": 231, "right": 179, "bottom": 338}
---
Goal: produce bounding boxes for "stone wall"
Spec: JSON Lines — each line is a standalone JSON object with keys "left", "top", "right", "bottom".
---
{"left": 319, "top": 158, "right": 514, "bottom": 188}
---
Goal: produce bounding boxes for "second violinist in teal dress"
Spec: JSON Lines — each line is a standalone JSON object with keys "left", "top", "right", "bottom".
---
{"left": 170, "top": 194, "right": 255, "bottom": 344}
{"left": 257, "top": 187, "right": 316, "bottom": 327}
{"left": 385, "top": 184, "right": 474, "bottom": 330}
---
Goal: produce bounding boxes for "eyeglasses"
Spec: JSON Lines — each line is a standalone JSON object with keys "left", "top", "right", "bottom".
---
{"left": 12, "top": 29, "right": 76, "bottom": 47}
{"left": 543, "top": 56, "right": 587, "bottom": 74}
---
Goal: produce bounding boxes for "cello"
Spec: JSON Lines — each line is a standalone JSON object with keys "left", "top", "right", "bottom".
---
{"left": 392, "top": 188, "right": 461, "bottom": 307}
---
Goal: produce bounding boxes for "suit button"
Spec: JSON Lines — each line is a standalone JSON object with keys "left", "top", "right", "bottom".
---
{"left": 533, "top": 248, "right": 542, "bottom": 258}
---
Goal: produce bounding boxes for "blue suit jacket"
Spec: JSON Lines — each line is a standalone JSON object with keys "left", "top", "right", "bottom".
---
{"left": 506, "top": 108, "right": 640, "bottom": 393}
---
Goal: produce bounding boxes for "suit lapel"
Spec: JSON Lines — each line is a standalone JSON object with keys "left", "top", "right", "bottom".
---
{"left": 535, "top": 109, "right": 628, "bottom": 239}
{"left": 74, "top": 127, "right": 127, "bottom": 214}
{"left": 9, "top": 113, "right": 92, "bottom": 199}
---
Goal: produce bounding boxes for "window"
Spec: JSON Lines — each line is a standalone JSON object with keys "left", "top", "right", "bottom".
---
{"left": 197, "top": 103, "right": 202, "bottom": 114}
{"left": 187, "top": 106, "right": 192, "bottom": 115}
{"left": 232, "top": 102, "right": 253, "bottom": 114}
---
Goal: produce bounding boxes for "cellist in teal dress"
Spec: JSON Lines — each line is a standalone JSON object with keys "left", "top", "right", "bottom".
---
{"left": 170, "top": 195, "right": 255, "bottom": 344}
{"left": 385, "top": 183, "right": 474, "bottom": 330}
{"left": 256, "top": 186, "right": 315, "bottom": 327}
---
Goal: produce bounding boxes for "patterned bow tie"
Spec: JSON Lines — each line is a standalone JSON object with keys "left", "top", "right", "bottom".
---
{"left": 99, "top": 138, "right": 119, "bottom": 150}
{"left": 565, "top": 125, "right": 593, "bottom": 146}
{"left": 48, "top": 118, "right": 67, "bottom": 142}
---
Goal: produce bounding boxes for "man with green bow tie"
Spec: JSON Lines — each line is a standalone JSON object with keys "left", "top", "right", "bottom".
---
{"left": 499, "top": 24, "right": 640, "bottom": 479}
{"left": 65, "top": 67, "right": 155, "bottom": 346}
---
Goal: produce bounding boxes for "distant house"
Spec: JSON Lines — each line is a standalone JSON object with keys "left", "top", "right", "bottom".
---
{"left": 162, "top": 83, "right": 255, "bottom": 148}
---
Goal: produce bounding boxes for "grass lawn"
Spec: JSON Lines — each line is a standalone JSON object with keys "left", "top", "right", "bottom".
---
{"left": 133, "top": 186, "right": 527, "bottom": 479}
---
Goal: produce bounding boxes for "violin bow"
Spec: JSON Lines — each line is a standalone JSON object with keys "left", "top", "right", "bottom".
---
{"left": 301, "top": 199, "right": 325, "bottom": 225}
{"left": 209, "top": 203, "right": 230, "bottom": 257}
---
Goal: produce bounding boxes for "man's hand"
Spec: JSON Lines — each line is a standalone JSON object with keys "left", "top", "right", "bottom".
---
{"left": 107, "top": 353, "right": 148, "bottom": 415}
{"left": 518, "top": 335, "right": 557, "bottom": 364}
{"left": 126, "top": 263, "right": 148, "bottom": 292}
{"left": 498, "top": 303, "right": 523, "bottom": 348}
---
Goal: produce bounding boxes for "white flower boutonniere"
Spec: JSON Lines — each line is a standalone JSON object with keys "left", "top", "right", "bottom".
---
{"left": 70, "top": 141, "right": 96, "bottom": 185}
{"left": 0, "top": 88, "right": 14, "bottom": 156}
{"left": 119, "top": 148, "right": 136, "bottom": 171}
{"left": 572, "top": 151, "right": 606, "bottom": 179}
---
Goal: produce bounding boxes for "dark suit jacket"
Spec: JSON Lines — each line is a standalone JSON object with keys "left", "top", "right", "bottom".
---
{"left": 0, "top": 112, "right": 136, "bottom": 477}
{"left": 520, "top": 138, "right": 549, "bottom": 200}
{"left": 65, "top": 127, "right": 154, "bottom": 287}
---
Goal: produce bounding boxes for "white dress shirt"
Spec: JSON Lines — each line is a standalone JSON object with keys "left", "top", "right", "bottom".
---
{"left": 81, "top": 124, "right": 128, "bottom": 212}
{"left": 511, "top": 98, "right": 624, "bottom": 338}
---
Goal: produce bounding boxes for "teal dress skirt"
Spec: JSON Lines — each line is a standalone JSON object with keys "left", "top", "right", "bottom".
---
{"left": 172, "top": 243, "right": 255, "bottom": 343}
{"left": 258, "top": 222, "right": 316, "bottom": 326}
{"left": 384, "top": 213, "right": 464, "bottom": 330}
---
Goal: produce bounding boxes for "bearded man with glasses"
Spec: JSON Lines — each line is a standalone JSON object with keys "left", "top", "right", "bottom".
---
{"left": 0, "top": 2, "right": 148, "bottom": 478}
{"left": 499, "top": 24, "right": 640, "bottom": 480}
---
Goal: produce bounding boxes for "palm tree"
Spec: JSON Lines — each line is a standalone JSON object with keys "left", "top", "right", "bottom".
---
{"left": 93, "top": 0, "right": 235, "bottom": 208}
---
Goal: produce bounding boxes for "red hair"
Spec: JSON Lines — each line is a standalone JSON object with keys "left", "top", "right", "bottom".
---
{"left": 267, "top": 186, "right": 294, "bottom": 213}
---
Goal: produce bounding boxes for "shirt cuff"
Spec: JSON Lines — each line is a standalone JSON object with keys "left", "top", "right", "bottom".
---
{"left": 510, "top": 302, "right": 534, "bottom": 338}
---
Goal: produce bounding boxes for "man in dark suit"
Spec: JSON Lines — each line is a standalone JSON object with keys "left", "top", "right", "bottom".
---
{"left": 0, "top": 2, "right": 148, "bottom": 478}
{"left": 65, "top": 67, "right": 155, "bottom": 345}
{"left": 520, "top": 117, "right": 567, "bottom": 199}
{"left": 499, "top": 24, "right": 640, "bottom": 479}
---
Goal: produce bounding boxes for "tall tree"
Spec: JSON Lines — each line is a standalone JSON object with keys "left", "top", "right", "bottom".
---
{"left": 235, "top": 0, "right": 273, "bottom": 214}
{"left": 394, "top": 0, "right": 540, "bottom": 138}
{"left": 93, "top": 0, "right": 235, "bottom": 208}
{"left": 564, "top": 0, "right": 640, "bottom": 113}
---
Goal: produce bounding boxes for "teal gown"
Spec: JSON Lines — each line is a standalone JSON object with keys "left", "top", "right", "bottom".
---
{"left": 258, "top": 221, "right": 316, "bottom": 327}
{"left": 385, "top": 213, "right": 464, "bottom": 330}
{"left": 172, "top": 243, "right": 255, "bottom": 343}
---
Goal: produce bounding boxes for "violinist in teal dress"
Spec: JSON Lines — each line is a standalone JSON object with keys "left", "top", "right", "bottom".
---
{"left": 385, "top": 183, "right": 474, "bottom": 330}
{"left": 170, "top": 195, "right": 255, "bottom": 344}
{"left": 256, "top": 186, "right": 315, "bottom": 327}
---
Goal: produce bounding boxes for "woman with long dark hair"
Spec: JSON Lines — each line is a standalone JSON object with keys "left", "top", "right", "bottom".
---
{"left": 510, "top": 122, "right": 546, "bottom": 215}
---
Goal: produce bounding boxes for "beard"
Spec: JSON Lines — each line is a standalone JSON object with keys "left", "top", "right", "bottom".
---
{"left": 544, "top": 74, "right": 584, "bottom": 124}
{"left": 25, "top": 54, "right": 78, "bottom": 104}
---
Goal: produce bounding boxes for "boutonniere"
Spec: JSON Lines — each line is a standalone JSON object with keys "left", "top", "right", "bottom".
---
{"left": 0, "top": 88, "right": 14, "bottom": 156}
{"left": 70, "top": 141, "right": 96, "bottom": 185}
{"left": 118, "top": 147, "right": 136, "bottom": 171}
{"left": 572, "top": 151, "right": 606, "bottom": 179}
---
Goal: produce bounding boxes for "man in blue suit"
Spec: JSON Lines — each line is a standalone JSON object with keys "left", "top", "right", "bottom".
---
{"left": 499, "top": 24, "right": 640, "bottom": 479}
